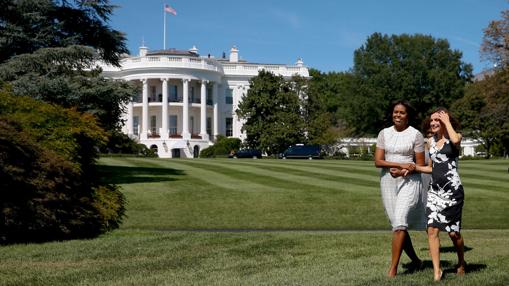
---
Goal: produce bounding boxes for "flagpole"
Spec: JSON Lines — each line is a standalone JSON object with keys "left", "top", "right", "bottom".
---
{"left": 163, "top": 7, "right": 166, "bottom": 50}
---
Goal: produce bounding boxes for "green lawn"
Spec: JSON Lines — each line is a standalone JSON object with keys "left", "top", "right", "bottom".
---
{"left": 1, "top": 157, "right": 508, "bottom": 285}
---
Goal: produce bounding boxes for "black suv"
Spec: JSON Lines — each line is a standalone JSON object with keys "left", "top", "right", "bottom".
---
{"left": 280, "top": 144, "right": 321, "bottom": 159}
{"left": 229, "top": 149, "right": 262, "bottom": 159}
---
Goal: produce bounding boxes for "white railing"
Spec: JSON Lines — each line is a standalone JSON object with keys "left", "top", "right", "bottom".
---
{"left": 104, "top": 56, "right": 224, "bottom": 73}
{"left": 221, "top": 63, "right": 309, "bottom": 77}
{"left": 98, "top": 57, "right": 309, "bottom": 78}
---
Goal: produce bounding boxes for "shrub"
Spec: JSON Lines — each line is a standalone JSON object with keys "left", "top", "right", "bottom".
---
{"left": 0, "top": 90, "right": 125, "bottom": 244}
{"left": 200, "top": 136, "right": 241, "bottom": 158}
{"left": 101, "top": 131, "right": 157, "bottom": 157}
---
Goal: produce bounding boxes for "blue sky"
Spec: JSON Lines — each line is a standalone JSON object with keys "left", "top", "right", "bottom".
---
{"left": 110, "top": 0, "right": 507, "bottom": 74}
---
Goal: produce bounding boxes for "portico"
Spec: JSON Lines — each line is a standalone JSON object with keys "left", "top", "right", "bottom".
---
{"left": 100, "top": 45, "right": 310, "bottom": 158}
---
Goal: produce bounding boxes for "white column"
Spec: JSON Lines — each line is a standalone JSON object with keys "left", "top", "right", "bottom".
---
{"left": 126, "top": 102, "right": 133, "bottom": 136}
{"left": 141, "top": 79, "right": 148, "bottom": 140}
{"left": 182, "top": 79, "right": 190, "bottom": 139}
{"left": 200, "top": 80, "right": 208, "bottom": 140}
{"left": 232, "top": 85, "right": 240, "bottom": 138}
{"left": 213, "top": 82, "right": 219, "bottom": 139}
{"left": 219, "top": 83, "right": 226, "bottom": 135}
{"left": 161, "top": 78, "right": 169, "bottom": 139}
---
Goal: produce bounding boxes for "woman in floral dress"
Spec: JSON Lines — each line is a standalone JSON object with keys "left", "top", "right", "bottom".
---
{"left": 416, "top": 107, "right": 466, "bottom": 281}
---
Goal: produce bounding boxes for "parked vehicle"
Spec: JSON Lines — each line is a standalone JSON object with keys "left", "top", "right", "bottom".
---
{"left": 280, "top": 144, "right": 321, "bottom": 159}
{"left": 229, "top": 149, "right": 262, "bottom": 159}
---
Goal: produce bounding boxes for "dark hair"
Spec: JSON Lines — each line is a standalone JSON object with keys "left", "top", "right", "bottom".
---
{"left": 431, "top": 107, "right": 460, "bottom": 131}
{"left": 388, "top": 99, "right": 417, "bottom": 126}
{"left": 421, "top": 116, "right": 432, "bottom": 135}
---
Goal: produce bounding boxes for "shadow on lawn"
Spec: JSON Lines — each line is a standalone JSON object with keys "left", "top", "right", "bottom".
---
{"left": 420, "top": 245, "right": 473, "bottom": 253}
{"left": 97, "top": 165, "right": 185, "bottom": 184}
{"left": 402, "top": 260, "right": 487, "bottom": 275}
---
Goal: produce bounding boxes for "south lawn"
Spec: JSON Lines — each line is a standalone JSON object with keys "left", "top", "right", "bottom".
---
{"left": 1, "top": 157, "right": 508, "bottom": 285}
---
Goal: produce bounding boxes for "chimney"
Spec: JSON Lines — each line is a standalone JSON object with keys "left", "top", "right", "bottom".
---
{"left": 139, "top": 45, "right": 148, "bottom": 57}
{"left": 229, "top": 46, "right": 239, "bottom": 63}
{"left": 296, "top": 58, "right": 304, "bottom": 67}
{"left": 189, "top": 45, "right": 199, "bottom": 55}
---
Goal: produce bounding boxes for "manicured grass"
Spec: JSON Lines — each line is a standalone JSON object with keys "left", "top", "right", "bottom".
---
{"left": 1, "top": 157, "right": 508, "bottom": 285}
{"left": 97, "top": 157, "right": 509, "bottom": 230}
{"left": 1, "top": 229, "right": 508, "bottom": 285}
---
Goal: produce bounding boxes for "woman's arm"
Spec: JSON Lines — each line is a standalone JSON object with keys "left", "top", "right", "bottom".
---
{"left": 415, "top": 159, "right": 432, "bottom": 174}
{"left": 374, "top": 148, "right": 415, "bottom": 170}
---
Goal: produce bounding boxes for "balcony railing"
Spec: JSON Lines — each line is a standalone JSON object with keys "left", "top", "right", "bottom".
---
{"left": 134, "top": 95, "right": 215, "bottom": 104}
{"left": 101, "top": 56, "right": 224, "bottom": 74}
{"left": 221, "top": 63, "right": 309, "bottom": 77}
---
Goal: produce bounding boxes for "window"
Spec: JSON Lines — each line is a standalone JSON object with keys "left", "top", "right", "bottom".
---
{"left": 207, "top": 86, "right": 213, "bottom": 105}
{"left": 150, "top": 86, "right": 157, "bottom": 102}
{"left": 169, "top": 85, "right": 178, "bottom": 101}
{"left": 207, "top": 117, "right": 212, "bottom": 135}
{"left": 190, "top": 116, "right": 194, "bottom": 134}
{"left": 190, "top": 86, "right": 196, "bottom": 103}
{"left": 225, "top": 88, "right": 233, "bottom": 104}
{"left": 150, "top": 115, "right": 157, "bottom": 134}
{"left": 169, "top": 115, "right": 178, "bottom": 135}
{"left": 133, "top": 116, "right": 139, "bottom": 135}
{"left": 225, "top": 117, "right": 233, "bottom": 137}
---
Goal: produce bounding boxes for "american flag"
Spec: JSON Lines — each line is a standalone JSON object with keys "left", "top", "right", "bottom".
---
{"left": 164, "top": 4, "right": 177, "bottom": 16}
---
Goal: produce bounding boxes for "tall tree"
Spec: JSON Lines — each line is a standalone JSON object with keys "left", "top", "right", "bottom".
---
{"left": 237, "top": 70, "right": 305, "bottom": 156}
{"left": 347, "top": 33, "right": 473, "bottom": 135}
{"left": 0, "top": 0, "right": 127, "bottom": 66}
{"left": 305, "top": 69, "right": 353, "bottom": 143}
{"left": 0, "top": 45, "right": 136, "bottom": 131}
{"left": 481, "top": 8, "right": 509, "bottom": 68}
{"left": 452, "top": 67, "right": 509, "bottom": 157}
{"left": 453, "top": 5, "right": 509, "bottom": 158}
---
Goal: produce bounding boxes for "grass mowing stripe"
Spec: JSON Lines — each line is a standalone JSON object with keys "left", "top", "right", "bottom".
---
{"left": 170, "top": 159, "right": 358, "bottom": 193}
{"left": 176, "top": 159, "right": 379, "bottom": 193}
{"left": 145, "top": 159, "right": 290, "bottom": 192}
{"left": 461, "top": 161, "right": 509, "bottom": 170}
{"left": 229, "top": 159, "right": 380, "bottom": 180}
{"left": 461, "top": 178, "right": 509, "bottom": 191}
{"left": 201, "top": 159, "right": 380, "bottom": 185}
{"left": 270, "top": 159, "right": 380, "bottom": 174}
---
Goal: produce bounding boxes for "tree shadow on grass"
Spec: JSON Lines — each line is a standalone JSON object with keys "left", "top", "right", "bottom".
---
{"left": 97, "top": 165, "right": 185, "bottom": 185}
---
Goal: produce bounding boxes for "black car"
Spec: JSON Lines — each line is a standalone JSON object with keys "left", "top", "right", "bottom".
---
{"left": 229, "top": 149, "right": 262, "bottom": 159}
{"left": 280, "top": 144, "right": 321, "bottom": 159}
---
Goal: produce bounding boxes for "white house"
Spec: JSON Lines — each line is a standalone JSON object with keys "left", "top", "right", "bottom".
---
{"left": 100, "top": 46, "right": 309, "bottom": 158}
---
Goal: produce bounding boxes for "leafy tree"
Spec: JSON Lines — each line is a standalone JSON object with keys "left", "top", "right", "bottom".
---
{"left": 481, "top": 8, "right": 509, "bottom": 68}
{"left": 0, "top": 0, "right": 127, "bottom": 66}
{"left": 453, "top": 5, "right": 509, "bottom": 158}
{"left": 452, "top": 69, "right": 509, "bottom": 157}
{"left": 306, "top": 69, "right": 355, "bottom": 142}
{"left": 0, "top": 90, "right": 125, "bottom": 243}
{"left": 347, "top": 33, "right": 473, "bottom": 135}
{"left": 237, "top": 70, "right": 305, "bottom": 155}
{"left": 0, "top": 45, "right": 136, "bottom": 131}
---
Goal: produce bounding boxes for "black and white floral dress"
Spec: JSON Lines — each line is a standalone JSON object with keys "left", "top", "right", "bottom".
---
{"left": 426, "top": 137, "right": 464, "bottom": 233}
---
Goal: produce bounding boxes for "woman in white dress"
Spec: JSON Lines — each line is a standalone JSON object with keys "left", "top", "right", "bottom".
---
{"left": 374, "top": 100, "right": 426, "bottom": 277}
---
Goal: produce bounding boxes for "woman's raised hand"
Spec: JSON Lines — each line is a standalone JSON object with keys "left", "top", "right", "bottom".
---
{"left": 437, "top": 111, "right": 450, "bottom": 125}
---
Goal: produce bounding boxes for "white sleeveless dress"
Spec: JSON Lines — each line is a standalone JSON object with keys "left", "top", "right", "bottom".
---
{"left": 377, "top": 126, "right": 426, "bottom": 231}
